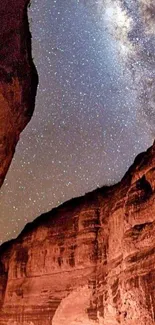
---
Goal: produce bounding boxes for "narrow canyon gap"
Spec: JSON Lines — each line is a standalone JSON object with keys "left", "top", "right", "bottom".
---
{"left": 0, "top": 1, "right": 154, "bottom": 324}
{"left": 0, "top": 0, "right": 154, "bottom": 243}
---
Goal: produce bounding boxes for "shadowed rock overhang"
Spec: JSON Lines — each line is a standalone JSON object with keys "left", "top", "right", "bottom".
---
{"left": 0, "top": 0, "right": 38, "bottom": 187}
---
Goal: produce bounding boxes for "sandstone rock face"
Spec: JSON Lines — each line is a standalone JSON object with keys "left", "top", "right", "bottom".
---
{"left": 0, "top": 142, "right": 154, "bottom": 324}
{"left": 0, "top": 0, "right": 38, "bottom": 187}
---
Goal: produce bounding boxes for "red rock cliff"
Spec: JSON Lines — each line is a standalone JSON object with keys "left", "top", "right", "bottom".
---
{"left": 0, "top": 141, "right": 154, "bottom": 325}
{"left": 0, "top": 0, "right": 38, "bottom": 187}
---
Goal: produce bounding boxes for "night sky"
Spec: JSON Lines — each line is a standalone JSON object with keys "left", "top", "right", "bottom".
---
{"left": 0, "top": 0, "right": 155, "bottom": 243}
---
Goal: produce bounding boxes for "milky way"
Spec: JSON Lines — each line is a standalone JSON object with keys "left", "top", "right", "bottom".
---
{"left": 0, "top": 0, "right": 154, "bottom": 243}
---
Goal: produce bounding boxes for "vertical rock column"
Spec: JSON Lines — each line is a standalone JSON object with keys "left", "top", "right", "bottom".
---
{"left": 0, "top": 0, "right": 38, "bottom": 187}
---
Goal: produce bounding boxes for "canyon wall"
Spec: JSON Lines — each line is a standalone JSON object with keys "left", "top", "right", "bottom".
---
{"left": 0, "top": 142, "right": 154, "bottom": 325}
{"left": 1, "top": 2, "right": 154, "bottom": 324}
{"left": 0, "top": 0, "right": 38, "bottom": 187}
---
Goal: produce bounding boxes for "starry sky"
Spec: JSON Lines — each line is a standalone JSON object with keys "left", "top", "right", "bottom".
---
{"left": 0, "top": 0, "right": 155, "bottom": 243}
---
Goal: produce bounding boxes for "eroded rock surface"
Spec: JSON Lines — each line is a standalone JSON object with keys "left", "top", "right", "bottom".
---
{"left": 0, "top": 141, "right": 154, "bottom": 324}
{"left": 0, "top": 0, "right": 38, "bottom": 187}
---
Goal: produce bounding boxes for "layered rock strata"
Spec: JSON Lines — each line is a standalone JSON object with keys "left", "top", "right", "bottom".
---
{"left": 0, "top": 0, "right": 38, "bottom": 187}
{"left": 0, "top": 141, "right": 154, "bottom": 325}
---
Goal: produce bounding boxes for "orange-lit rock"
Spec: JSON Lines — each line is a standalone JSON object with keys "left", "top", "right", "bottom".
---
{"left": 0, "top": 142, "right": 154, "bottom": 324}
{"left": 0, "top": 0, "right": 38, "bottom": 187}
